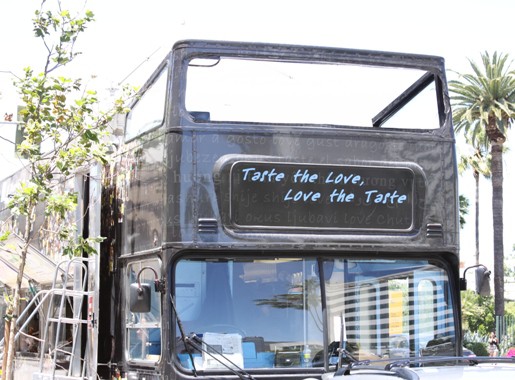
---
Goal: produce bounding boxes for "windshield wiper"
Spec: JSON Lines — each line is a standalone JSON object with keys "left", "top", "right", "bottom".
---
{"left": 332, "top": 354, "right": 514, "bottom": 379}
{"left": 170, "top": 294, "right": 198, "bottom": 376}
{"left": 170, "top": 294, "right": 255, "bottom": 380}
{"left": 385, "top": 355, "right": 515, "bottom": 369}
{"left": 334, "top": 347, "right": 370, "bottom": 375}
{"left": 184, "top": 334, "right": 255, "bottom": 380}
{"left": 332, "top": 358, "right": 419, "bottom": 380}
{"left": 332, "top": 361, "right": 419, "bottom": 380}
{"left": 334, "top": 314, "right": 369, "bottom": 375}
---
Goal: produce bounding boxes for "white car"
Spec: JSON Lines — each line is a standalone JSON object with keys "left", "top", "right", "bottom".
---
{"left": 320, "top": 357, "right": 515, "bottom": 379}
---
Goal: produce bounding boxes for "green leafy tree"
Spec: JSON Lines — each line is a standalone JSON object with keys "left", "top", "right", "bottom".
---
{"left": 505, "top": 247, "right": 515, "bottom": 290}
{"left": 450, "top": 52, "right": 515, "bottom": 318}
{"left": 507, "top": 300, "right": 515, "bottom": 318}
{"left": 0, "top": 2, "right": 133, "bottom": 379}
{"left": 461, "top": 290, "right": 495, "bottom": 335}
{"left": 458, "top": 194, "right": 469, "bottom": 230}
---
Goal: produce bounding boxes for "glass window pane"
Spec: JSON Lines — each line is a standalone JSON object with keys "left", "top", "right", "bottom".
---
{"left": 127, "top": 259, "right": 162, "bottom": 360}
{"left": 186, "top": 58, "right": 440, "bottom": 129}
{"left": 174, "top": 257, "right": 454, "bottom": 370}
{"left": 324, "top": 259, "right": 455, "bottom": 362}
{"left": 126, "top": 69, "right": 167, "bottom": 140}
{"left": 174, "top": 258, "right": 323, "bottom": 369}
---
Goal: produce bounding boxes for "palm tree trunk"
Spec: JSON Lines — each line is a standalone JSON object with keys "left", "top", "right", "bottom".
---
{"left": 491, "top": 141, "right": 504, "bottom": 317}
{"left": 474, "top": 171, "right": 480, "bottom": 265}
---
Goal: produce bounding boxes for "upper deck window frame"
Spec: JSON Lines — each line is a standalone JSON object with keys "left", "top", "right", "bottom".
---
{"left": 125, "top": 62, "right": 168, "bottom": 142}
{"left": 172, "top": 40, "right": 450, "bottom": 133}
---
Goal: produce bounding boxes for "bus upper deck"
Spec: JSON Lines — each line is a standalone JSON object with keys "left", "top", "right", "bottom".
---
{"left": 121, "top": 39, "right": 458, "bottom": 254}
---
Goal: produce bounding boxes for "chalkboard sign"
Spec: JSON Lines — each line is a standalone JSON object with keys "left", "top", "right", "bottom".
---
{"left": 229, "top": 161, "right": 415, "bottom": 231}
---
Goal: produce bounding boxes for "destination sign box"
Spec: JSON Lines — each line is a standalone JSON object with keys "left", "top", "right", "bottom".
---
{"left": 228, "top": 161, "right": 415, "bottom": 231}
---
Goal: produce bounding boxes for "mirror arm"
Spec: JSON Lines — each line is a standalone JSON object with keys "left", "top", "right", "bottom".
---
{"left": 137, "top": 266, "right": 165, "bottom": 294}
{"left": 460, "top": 264, "right": 490, "bottom": 291}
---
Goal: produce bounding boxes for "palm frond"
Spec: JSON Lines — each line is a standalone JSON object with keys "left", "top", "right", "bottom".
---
{"left": 450, "top": 51, "right": 515, "bottom": 146}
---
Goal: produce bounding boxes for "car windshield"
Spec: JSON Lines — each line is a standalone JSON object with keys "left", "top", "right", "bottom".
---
{"left": 173, "top": 256, "right": 456, "bottom": 370}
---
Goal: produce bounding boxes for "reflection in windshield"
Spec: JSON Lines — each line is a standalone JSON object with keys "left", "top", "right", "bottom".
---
{"left": 173, "top": 257, "right": 455, "bottom": 370}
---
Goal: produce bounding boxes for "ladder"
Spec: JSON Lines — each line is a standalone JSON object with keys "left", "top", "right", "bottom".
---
{"left": 0, "top": 257, "right": 93, "bottom": 380}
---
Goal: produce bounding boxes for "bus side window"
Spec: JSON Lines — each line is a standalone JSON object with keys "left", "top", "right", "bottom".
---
{"left": 126, "top": 259, "right": 162, "bottom": 361}
{"left": 125, "top": 67, "right": 167, "bottom": 141}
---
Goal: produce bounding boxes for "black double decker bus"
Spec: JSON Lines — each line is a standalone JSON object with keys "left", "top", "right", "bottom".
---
{"left": 96, "top": 40, "right": 462, "bottom": 380}
{"left": 8, "top": 40, "right": 503, "bottom": 380}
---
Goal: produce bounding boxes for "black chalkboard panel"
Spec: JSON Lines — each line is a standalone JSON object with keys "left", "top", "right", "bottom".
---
{"left": 229, "top": 161, "right": 414, "bottom": 231}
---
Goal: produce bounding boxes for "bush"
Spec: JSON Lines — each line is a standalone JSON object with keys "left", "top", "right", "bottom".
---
{"left": 463, "top": 331, "right": 490, "bottom": 356}
{"left": 464, "top": 341, "right": 488, "bottom": 356}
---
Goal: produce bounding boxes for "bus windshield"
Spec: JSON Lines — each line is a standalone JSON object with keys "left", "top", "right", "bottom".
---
{"left": 173, "top": 255, "right": 455, "bottom": 370}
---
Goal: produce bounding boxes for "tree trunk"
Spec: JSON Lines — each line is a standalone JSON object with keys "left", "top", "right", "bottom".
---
{"left": 1, "top": 318, "right": 10, "bottom": 380}
{"left": 491, "top": 141, "right": 504, "bottom": 317}
{"left": 4, "top": 292, "right": 19, "bottom": 380}
{"left": 474, "top": 170, "right": 480, "bottom": 265}
{"left": 4, "top": 213, "right": 33, "bottom": 380}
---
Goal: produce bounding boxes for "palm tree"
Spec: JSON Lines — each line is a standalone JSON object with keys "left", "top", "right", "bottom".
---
{"left": 459, "top": 194, "right": 470, "bottom": 230}
{"left": 458, "top": 131, "right": 491, "bottom": 265}
{"left": 450, "top": 52, "right": 515, "bottom": 318}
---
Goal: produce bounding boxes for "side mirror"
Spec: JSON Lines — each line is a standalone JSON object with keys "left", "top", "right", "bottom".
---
{"left": 130, "top": 282, "right": 152, "bottom": 313}
{"left": 460, "top": 264, "right": 491, "bottom": 296}
{"left": 129, "top": 266, "right": 165, "bottom": 313}
{"left": 475, "top": 266, "right": 491, "bottom": 296}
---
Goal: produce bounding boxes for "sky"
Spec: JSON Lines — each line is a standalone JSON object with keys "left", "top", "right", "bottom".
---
{"left": 0, "top": 0, "right": 513, "bottom": 275}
